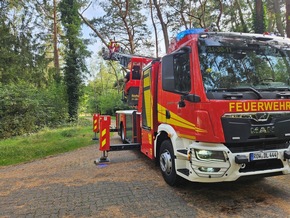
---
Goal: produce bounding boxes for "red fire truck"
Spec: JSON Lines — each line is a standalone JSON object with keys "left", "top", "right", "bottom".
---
{"left": 98, "top": 28, "right": 290, "bottom": 185}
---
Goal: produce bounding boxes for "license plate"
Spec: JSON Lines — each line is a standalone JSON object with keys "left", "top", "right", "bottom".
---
{"left": 249, "top": 151, "right": 278, "bottom": 161}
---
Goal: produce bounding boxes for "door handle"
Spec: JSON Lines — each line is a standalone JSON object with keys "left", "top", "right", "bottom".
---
{"left": 166, "top": 110, "right": 171, "bottom": 119}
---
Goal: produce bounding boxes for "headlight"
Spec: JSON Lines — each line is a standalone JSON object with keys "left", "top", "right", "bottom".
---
{"left": 195, "top": 149, "right": 226, "bottom": 162}
{"left": 198, "top": 167, "right": 221, "bottom": 172}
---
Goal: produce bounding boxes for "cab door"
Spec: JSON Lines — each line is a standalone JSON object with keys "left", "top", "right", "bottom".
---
{"left": 158, "top": 46, "right": 203, "bottom": 140}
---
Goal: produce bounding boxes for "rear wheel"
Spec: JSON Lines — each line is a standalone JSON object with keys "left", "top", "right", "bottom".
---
{"left": 159, "top": 140, "right": 181, "bottom": 186}
{"left": 120, "top": 124, "right": 126, "bottom": 143}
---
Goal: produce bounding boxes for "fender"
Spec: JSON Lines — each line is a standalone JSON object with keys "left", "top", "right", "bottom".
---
{"left": 154, "top": 123, "right": 178, "bottom": 158}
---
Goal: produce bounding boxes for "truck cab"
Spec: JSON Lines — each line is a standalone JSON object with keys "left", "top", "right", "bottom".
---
{"left": 114, "top": 29, "right": 290, "bottom": 185}
{"left": 140, "top": 29, "right": 290, "bottom": 185}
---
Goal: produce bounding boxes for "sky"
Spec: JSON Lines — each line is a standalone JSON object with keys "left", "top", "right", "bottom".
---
{"left": 81, "top": 3, "right": 105, "bottom": 56}
{"left": 80, "top": 2, "right": 106, "bottom": 81}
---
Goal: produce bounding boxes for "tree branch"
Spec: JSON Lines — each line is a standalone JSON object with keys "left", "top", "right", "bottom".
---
{"left": 78, "top": 12, "right": 108, "bottom": 48}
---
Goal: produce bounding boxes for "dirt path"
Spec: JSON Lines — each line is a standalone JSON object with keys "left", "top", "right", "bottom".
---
{"left": 0, "top": 136, "right": 290, "bottom": 217}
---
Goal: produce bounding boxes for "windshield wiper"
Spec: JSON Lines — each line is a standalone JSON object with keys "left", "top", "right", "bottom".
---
{"left": 227, "top": 87, "right": 263, "bottom": 99}
{"left": 207, "top": 87, "right": 263, "bottom": 99}
{"left": 208, "top": 88, "right": 228, "bottom": 91}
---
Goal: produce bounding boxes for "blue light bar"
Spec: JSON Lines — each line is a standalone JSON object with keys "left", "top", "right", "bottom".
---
{"left": 176, "top": 28, "right": 205, "bottom": 41}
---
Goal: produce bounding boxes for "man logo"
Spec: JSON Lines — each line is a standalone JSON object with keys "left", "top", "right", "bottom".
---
{"left": 252, "top": 112, "right": 269, "bottom": 122}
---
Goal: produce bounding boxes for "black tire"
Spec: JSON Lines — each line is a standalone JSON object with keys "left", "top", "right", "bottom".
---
{"left": 120, "top": 123, "right": 126, "bottom": 143}
{"left": 159, "top": 140, "right": 181, "bottom": 186}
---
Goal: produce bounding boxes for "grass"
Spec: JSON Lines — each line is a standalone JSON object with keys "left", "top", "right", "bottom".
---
{"left": 0, "top": 117, "right": 97, "bottom": 166}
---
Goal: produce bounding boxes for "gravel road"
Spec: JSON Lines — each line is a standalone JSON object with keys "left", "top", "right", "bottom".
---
{"left": 0, "top": 135, "right": 289, "bottom": 218}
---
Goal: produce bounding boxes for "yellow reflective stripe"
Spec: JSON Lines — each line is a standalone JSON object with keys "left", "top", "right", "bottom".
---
{"left": 144, "top": 89, "right": 151, "bottom": 127}
{"left": 101, "top": 139, "right": 106, "bottom": 147}
{"left": 157, "top": 104, "right": 207, "bottom": 133}
{"left": 157, "top": 104, "right": 167, "bottom": 123}
{"left": 143, "top": 69, "right": 152, "bottom": 128}
{"left": 101, "top": 129, "right": 107, "bottom": 147}
{"left": 94, "top": 120, "right": 98, "bottom": 130}
{"left": 144, "top": 76, "right": 150, "bottom": 87}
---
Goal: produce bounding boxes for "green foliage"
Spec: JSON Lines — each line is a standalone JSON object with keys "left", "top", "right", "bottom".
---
{"left": 85, "top": 82, "right": 128, "bottom": 115}
{"left": 0, "top": 1, "right": 51, "bottom": 86}
{"left": 0, "top": 83, "right": 68, "bottom": 139}
{"left": 93, "top": 0, "right": 152, "bottom": 54}
{"left": 98, "top": 91, "right": 125, "bottom": 115}
{"left": 85, "top": 60, "right": 128, "bottom": 115}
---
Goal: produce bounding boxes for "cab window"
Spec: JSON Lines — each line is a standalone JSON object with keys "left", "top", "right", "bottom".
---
{"left": 173, "top": 52, "right": 191, "bottom": 92}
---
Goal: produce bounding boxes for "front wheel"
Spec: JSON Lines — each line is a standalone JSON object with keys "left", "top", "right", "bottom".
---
{"left": 159, "top": 140, "right": 181, "bottom": 186}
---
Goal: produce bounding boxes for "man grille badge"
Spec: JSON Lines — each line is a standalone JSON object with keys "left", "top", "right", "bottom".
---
{"left": 253, "top": 112, "right": 269, "bottom": 122}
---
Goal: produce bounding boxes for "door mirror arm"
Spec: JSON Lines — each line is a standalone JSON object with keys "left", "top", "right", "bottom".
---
{"left": 178, "top": 94, "right": 201, "bottom": 107}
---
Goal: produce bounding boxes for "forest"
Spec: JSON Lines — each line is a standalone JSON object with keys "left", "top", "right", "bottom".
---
{"left": 1, "top": 0, "right": 290, "bottom": 139}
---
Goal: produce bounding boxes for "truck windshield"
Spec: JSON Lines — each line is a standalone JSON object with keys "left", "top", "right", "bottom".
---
{"left": 198, "top": 34, "right": 290, "bottom": 95}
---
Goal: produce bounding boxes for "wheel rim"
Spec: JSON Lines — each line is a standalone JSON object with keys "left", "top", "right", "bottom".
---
{"left": 160, "top": 149, "right": 172, "bottom": 175}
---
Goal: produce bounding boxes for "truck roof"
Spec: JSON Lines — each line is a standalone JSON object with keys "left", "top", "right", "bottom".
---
{"left": 169, "top": 28, "right": 290, "bottom": 53}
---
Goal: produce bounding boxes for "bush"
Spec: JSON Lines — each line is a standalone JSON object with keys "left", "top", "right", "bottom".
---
{"left": 98, "top": 91, "right": 127, "bottom": 115}
{"left": 0, "top": 83, "right": 68, "bottom": 139}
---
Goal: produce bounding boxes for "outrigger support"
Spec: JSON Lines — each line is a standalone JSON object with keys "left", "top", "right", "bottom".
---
{"left": 94, "top": 114, "right": 141, "bottom": 165}
{"left": 95, "top": 151, "right": 110, "bottom": 164}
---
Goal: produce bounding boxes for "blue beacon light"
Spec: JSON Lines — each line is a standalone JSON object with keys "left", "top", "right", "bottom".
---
{"left": 176, "top": 28, "right": 205, "bottom": 41}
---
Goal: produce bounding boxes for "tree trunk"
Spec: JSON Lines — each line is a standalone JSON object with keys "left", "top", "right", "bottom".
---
{"left": 216, "top": 0, "right": 223, "bottom": 31}
{"left": 286, "top": 0, "right": 290, "bottom": 37}
{"left": 53, "top": 0, "right": 60, "bottom": 82}
{"left": 254, "top": 0, "right": 265, "bottom": 33}
{"left": 149, "top": 0, "right": 159, "bottom": 57}
{"left": 273, "top": 0, "right": 284, "bottom": 36}
{"left": 153, "top": 0, "right": 169, "bottom": 53}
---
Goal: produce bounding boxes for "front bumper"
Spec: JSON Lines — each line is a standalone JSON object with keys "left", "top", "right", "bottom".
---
{"left": 180, "top": 143, "right": 290, "bottom": 183}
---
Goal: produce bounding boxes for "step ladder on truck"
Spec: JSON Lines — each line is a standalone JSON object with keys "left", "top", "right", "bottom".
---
{"left": 95, "top": 28, "right": 290, "bottom": 186}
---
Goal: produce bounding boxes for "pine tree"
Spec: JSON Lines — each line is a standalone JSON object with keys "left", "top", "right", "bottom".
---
{"left": 59, "top": 0, "right": 90, "bottom": 121}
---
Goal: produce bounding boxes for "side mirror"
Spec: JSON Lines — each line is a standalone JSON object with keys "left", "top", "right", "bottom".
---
{"left": 162, "top": 46, "right": 191, "bottom": 92}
